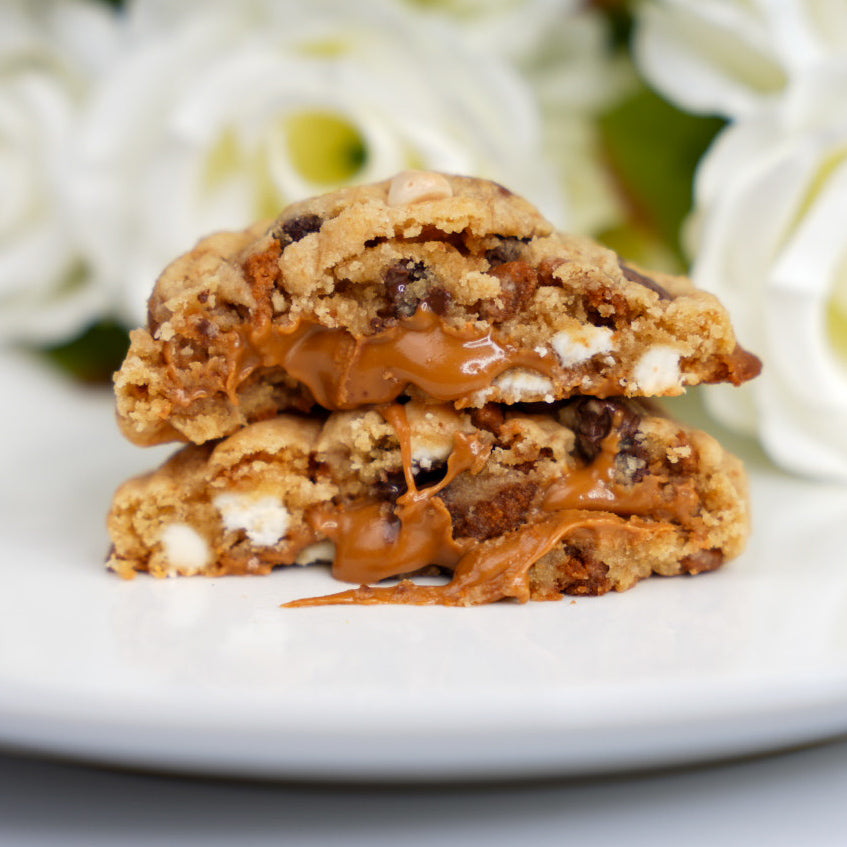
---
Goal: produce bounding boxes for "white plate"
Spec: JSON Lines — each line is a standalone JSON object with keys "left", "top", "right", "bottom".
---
{"left": 1, "top": 350, "right": 846, "bottom": 782}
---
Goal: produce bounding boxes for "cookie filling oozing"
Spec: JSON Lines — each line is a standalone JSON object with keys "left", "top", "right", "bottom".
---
{"left": 108, "top": 396, "right": 745, "bottom": 602}
{"left": 284, "top": 400, "right": 712, "bottom": 607}
{"left": 206, "top": 307, "right": 561, "bottom": 409}
{"left": 161, "top": 303, "right": 758, "bottom": 418}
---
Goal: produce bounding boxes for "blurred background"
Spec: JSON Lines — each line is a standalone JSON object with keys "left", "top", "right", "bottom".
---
{"left": 3, "top": 0, "right": 846, "bottom": 480}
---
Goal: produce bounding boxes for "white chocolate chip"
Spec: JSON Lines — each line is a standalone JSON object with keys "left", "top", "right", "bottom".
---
{"left": 632, "top": 345, "right": 682, "bottom": 393}
{"left": 494, "top": 369, "right": 554, "bottom": 401}
{"left": 404, "top": 404, "right": 464, "bottom": 469}
{"left": 468, "top": 386, "right": 495, "bottom": 406}
{"left": 550, "top": 326, "right": 614, "bottom": 367}
{"left": 412, "top": 440, "right": 453, "bottom": 470}
{"left": 388, "top": 170, "right": 453, "bottom": 206}
{"left": 160, "top": 523, "right": 210, "bottom": 573}
{"left": 295, "top": 540, "right": 336, "bottom": 566}
{"left": 214, "top": 492, "right": 291, "bottom": 547}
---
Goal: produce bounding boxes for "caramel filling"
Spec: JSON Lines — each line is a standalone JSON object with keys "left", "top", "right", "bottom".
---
{"left": 284, "top": 405, "right": 701, "bottom": 607}
{"left": 170, "top": 307, "right": 560, "bottom": 411}
{"left": 305, "top": 405, "right": 489, "bottom": 584}
{"left": 543, "top": 439, "right": 699, "bottom": 524}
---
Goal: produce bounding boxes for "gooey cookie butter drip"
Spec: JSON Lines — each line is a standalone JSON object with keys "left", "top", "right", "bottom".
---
{"left": 207, "top": 306, "right": 562, "bottom": 411}
{"left": 285, "top": 400, "right": 710, "bottom": 607}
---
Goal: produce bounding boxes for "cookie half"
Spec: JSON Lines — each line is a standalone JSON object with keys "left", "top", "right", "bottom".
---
{"left": 114, "top": 172, "right": 760, "bottom": 446}
{"left": 108, "top": 397, "right": 750, "bottom": 606}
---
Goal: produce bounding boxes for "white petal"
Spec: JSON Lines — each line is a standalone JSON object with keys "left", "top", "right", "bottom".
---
{"left": 634, "top": 0, "right": 787, "bottom": 117}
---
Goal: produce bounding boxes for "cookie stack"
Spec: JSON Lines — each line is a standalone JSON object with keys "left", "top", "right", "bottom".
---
{"left": 108, "top": 172, "right": 760, "bottom": 605}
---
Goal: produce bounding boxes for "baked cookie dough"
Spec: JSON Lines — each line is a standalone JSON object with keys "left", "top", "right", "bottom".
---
{"left": 108, "top": 397, "right": 749, "bottom": 606}
{"left": 114, "top": 172, "right": 761, "bottom": 447}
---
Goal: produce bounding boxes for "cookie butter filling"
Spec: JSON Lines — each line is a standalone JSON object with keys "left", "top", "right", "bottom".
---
{"left": 109, "top": 394, "right": 746, "bottom": 600}
{"left": 165, "top": 306, "right": 566, "bottom": 411}
{"left": 158, "top": 298, "right": 759, "bottom": 433}
{"left": 282, "top": 401, "right": 705, "bottom": 607}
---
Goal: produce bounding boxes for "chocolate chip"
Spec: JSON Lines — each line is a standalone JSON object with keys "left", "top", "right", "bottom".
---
{"left": 476, "top": 261, "right": 538, "bottom": 321}
{"left": 413, "top": 462, "right": 449, "bottom": 490}
{"left": 715, "top": 344, "right": 763, "bottom": 386}
{"left": 618, "top": 259, "right": 673, "bottom": 301}
{"left": 375, "top": 470, "right": 407, "bottom": 503}
{"left": 272, "top": 214, "right": 323, "bottom": 248}
{"left": 470, "top": 403, "right": 505, "bottom": 435}
{"left": 485, "top": 237, "right": 526, "bottom": 268}
{"left": 616, "top": 435, "right": 649, "bottom": 483}
{"left": 569, "top": 397, "right": 615, "bottom": 462}
{"left": 195, "top": 317, "right": 218, "bottom": 339}
{"left": 382, "top": 260, "right": 428, "bottom": 318}
{"left": 681, "top": 548, "right": 724, "bottom": 574}
{"left": 568, "top": 397, "right": 644, "bottom": 470}
{"left": 147, "top": 301, "right": 162, "bottom": 333}
{"left": 424, "top": 286, "right": 452, "bottom": 316}
{"left": 537, "top": 258, "right": 566, "bottom": 287}
{"left": 375, "top": 461, "right": 447, "bottom": 502}
{"left": 229, "top": 302, "right": 252, "bottom": 323}
{"left": 584, "top": 307, "right": 615, "bottom": 329}
{"left": 584, "top": 284, "right": 630, "bottom": 328}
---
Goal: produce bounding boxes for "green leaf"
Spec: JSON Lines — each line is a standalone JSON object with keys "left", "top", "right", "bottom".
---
{"left": 40, "top": 320, "right": 130, "bottom": 384}
{"left": 598, "top": 81, "right": 725, "bottom": 268}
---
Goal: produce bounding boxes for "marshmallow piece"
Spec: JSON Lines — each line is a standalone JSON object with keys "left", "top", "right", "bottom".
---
{"left": 160, "top": 523, "right": 210, "bottom": 573}
{"left": 633, "top": 345, "right": 682, "bottom": 393}
{"left": 214, "top": 492, "right": 291, "bottom": 547}
{"left": 388, "top": 171, "right": 453, "bottom": 206}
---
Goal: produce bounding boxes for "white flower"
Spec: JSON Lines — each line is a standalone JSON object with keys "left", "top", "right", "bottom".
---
{"left": 0, "top": 0, "right": 118, "bottom": 344}
{"left": 529, "top": 8, "right": 633, "bottom": 236}
{"left": 407, "top": 0, "right": 634, "bottom": 235}
{"left": 634, "top": 0, "right": 847, "bottom": 118}
{"left": 75, "top": 0, "right": 567, "bottom": 327}
{"left": 689, "top": 67, "right": 847, "bottom": 481}
{"left": 634, "top": 0, "right": 847, "bottom": 480}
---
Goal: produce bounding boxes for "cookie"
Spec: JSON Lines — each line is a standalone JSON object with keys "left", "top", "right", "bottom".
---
{"left": 114, "top": 171, "right": 761, "bottom": 446}
{"left": 108, "top": 397, "right": 750, "bottom": 606}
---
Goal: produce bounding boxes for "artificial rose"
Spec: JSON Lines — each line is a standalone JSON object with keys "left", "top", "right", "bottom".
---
{"left": 688, "top": 67, "right": 847, "bottom": 480}
{"left": 634, "top": 0, "right": 847, "bottom": 118}
{"left": 633, "top": 0, "right": 847, "bottom": 480}
{"left": 0, "top": 0, "right": 118, "bottom": 343}
{"left": 75, "top": 0, "right": 568, "bottom": 327}
{"left": 409, "top": 0, "right": 634, "bottom": 235}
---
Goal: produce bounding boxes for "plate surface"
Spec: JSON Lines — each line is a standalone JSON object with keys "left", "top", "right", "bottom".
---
{"left": 2, "top": 351, "right": 846, "bottom": 781}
